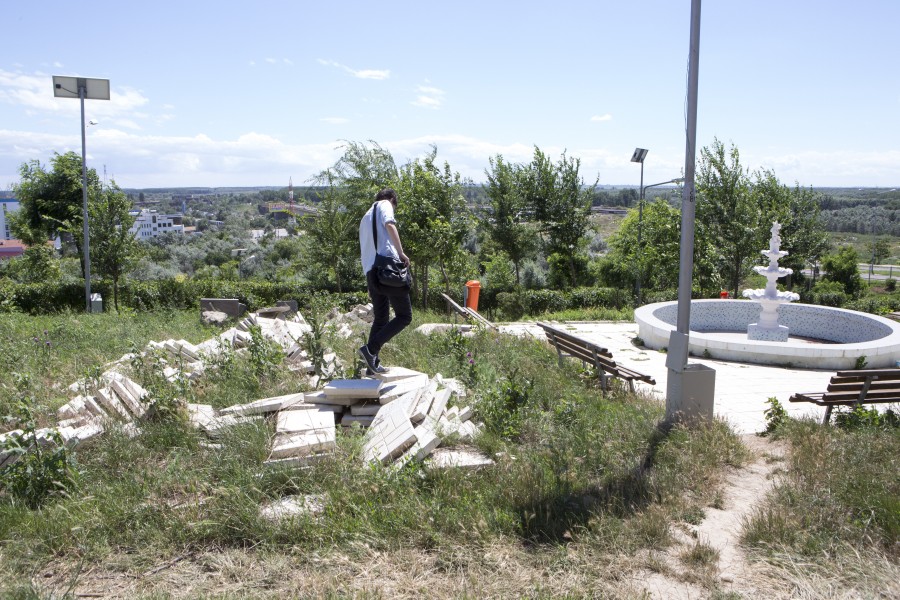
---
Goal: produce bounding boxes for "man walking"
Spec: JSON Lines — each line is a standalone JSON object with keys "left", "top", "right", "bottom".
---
{"left": 358, "top": 187, "right": 412, "bottom": 374}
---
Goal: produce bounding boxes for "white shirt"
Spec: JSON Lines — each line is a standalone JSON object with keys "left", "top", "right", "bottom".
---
{"left": 359, "top": 200, "right": 398, "bottom": 275}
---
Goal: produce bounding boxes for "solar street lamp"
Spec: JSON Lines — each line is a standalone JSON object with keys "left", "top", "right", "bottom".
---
{"left": 53, "top": 76, "right": 110, "bottom": 312}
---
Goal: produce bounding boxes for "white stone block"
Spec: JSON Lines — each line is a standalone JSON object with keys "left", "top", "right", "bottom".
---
{"left": 270, "top": 428, "right": 336, "bottom": 459}
{"left": 410, "top": 380, "right": 438, "bottom": 423}
{"left": 350, "top": 403, "right": 382, "bottom": 416}
{"left": 397, "top": 421, "right": 441, "bottom": 465}
{"left": 371, "top": 367, "right": 427, "bottom": 383}
{"left": 426, "top": 388, "right": 452, "bottom": 423}
{"left": 457, "top": 405, "right": 474, "bottom": 422}
{"left": 362, "top": 400, "right": 417, "bottom": 465}
{"left": 276, "top": 408, "right": 335, "bottom": 434}
{"left": 220, "top": 393, "right": 306, "bottom": 416}
{"left": 323, "top": 379, "right": 383, "bottom": 399}
{"left": 305, "top": 390, "right": 361, "bottom": 407}
{"left": 341, "top": 414, "right": 375, "bottom": 427}
{"left": 379, "top": 374, "right": 429, "bottom": 404}
{"left": 94, "top": 387, "right": 132, "bottom": 421}
{"left": 427, "top": 447, "right": 495, "bottom": 470}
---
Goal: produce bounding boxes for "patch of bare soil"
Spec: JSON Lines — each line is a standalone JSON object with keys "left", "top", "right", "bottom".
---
{"left": 631, "top": 433, "right": 791, "bottom": 599}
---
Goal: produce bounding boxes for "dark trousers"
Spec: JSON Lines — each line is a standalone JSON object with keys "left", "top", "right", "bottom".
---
{"left": 366, "top": 269, "right": 413, "bottom": 355}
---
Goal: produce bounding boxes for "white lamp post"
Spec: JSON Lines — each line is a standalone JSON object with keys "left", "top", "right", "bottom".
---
{"left": 52, "top": 76, "right": 110, "bottom": 312}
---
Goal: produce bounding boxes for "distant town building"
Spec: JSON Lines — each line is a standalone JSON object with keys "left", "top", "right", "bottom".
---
{"left": 128, "top": 210, "right": 185, "bottom": 240}
{"left": 250, "top": 228, "right": 290, "bottom": 240}
{"left": 1, "top": 198, "right": 20, "bottom": 240}
{"left": 0, "top": 239, "right": 26, "bottom": 260}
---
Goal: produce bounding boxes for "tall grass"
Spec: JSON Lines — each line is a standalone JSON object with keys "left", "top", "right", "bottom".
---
{"left": 1, "top": 308, "right": 747, "bottom": 594}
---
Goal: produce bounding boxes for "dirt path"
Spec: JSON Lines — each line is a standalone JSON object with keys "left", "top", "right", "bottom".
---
{"left": 633, "top": 433, "right": 788, "bottom": 598}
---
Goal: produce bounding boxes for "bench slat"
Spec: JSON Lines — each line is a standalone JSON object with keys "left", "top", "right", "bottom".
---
{"left": 833, "top": 368, "right": 900, "bottom": 380}
{"left": 827, "top": 380, "right": 900, "bottom": 393}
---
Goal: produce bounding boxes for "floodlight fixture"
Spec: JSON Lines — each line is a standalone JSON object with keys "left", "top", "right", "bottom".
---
{"left": 52, "top": 76, "right": 110, "bottom": 312}
{"left": 630, "top": 148, "right": 648, "bottom": 163}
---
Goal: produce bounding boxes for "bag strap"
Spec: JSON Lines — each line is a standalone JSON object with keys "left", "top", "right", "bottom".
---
{"left": 371, "top": 202, "right": 379, "bottom": 251}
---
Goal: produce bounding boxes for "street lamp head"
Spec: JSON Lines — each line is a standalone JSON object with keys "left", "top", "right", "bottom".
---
{"left": 631, "top": 148, "right": 649, "bottom": 164}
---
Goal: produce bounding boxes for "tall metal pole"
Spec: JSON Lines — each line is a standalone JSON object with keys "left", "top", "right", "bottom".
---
{"left": 79, "top": 79, "right": 92, "bottom": 313}
{"left": 675, "top": 0, "right": 701, "bottom": 344}
{"left": 636, "top": 161, "right": 644, "bottom": 304}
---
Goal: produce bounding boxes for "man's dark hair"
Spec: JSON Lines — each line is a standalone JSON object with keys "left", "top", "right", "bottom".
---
{"left": 375, "top": 188, "right": 397, "bottom": 203}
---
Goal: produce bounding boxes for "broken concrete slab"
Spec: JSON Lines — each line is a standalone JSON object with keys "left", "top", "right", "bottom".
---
{"left": 94, "top": 387, "right": 132, "bottom": 421}
{"left": 350, "top": 403, "right": 383, "bottom": 417}
{"left": 410, "top": 380, "right": 438, "bottom": 424}
{"left": 219, "top": 393, "right": 306, "bottom": 417}
{"left": 396, "top": 421, "right": 442, "bottom": 466}
{"left": 323, "top": 379, "right": 383, "bottom": 400}
{"left": 270, "top": 428, "right": 336, "bottom": 459}
{"left": 276, "top": 408, "right": 335, "bottom": 434}
{"left": 259, "top": 494, "right": 326, "bottom": 521}
{"left": 200, "top": 298, "right": 247, "bottom": 318}
{"left": 362, "top": 399, "right": 417, "bottom": 465}
{"left": 379, "top": 374, "right": 429, "bottom": 404}
{"left": 305, "top": 390, "right": 360, "bottom": 407}
{"left": 427, "top": 446, "right": 495, "bottom": 470}
{"left": 341, "top": 414, "right": 375, "bottom": 428}
{"left": 426, "top": 388, "right": 452, "bottom": 424}
{"left": 370, "top": 366, "right": 427, "bottom": 383}
{"left": 457, "top": 405, "right": 474, "bottom": 422}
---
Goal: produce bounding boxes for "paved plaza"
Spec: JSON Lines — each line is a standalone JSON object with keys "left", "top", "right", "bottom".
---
{"left": 499, "top": 321, "right": 837, "bottom": 434}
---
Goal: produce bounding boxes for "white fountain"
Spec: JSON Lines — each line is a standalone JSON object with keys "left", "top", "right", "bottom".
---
{"left": 741, "top": 222, "right": 800, "bottom": 341}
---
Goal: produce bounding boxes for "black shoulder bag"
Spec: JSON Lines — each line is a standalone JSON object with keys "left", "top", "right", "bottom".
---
{"left": 371, "top": 202, "right": 412, "bottom": 289}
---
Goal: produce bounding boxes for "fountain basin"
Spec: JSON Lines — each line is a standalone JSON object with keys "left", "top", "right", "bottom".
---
{"left": 635, "top": 300, "right": 900, "bottom": 369}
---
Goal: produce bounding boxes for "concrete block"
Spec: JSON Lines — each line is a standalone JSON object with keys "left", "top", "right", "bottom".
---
{"left": 260, "top": 494, "right": 326, "bottom": 521}
{"left": 95, "top": 387, "right": 132, "bottom": 421}
{"left": 410, "top": 380, "right": 438, "bottom": 423}
{"left": 426, "top": 388, "right": 452, "bottom": 423}
{"left": 220, "top": 393, "right": 306, "bottom": 416}
{"left": 397, "top": 421, "right": 441, "bottom": 465}
{"left": 200, "top": 298, "right": 246, "bottom": 318}
{"left": 457, "top": 405, "right": 474, "bottom": 422}
{"left": 57, "top": 396, "right": 87, "bottom": 421}
{"left": 305, "top": 390, "right": 361, "bottom": 407}
{"left": 82, "top": 395, "right": 108, "bottom": 419}
{"left": 186, "top": 403, "right": 216, "bottom": 430}
{"left": 109, "top": 378, "right": 146, "bottom": 419}
{"left": 457, "top": 421, "right": 479, "bottom": 441}
{"left": 371, "top": 366, "right": 427, "bottom": 383}
{"left": 323, "top": 379, "right": 383, "bottom": 400}
{"left": 350, "top": 403, "right": 383, "bottom": 416}
{"left": 362, "top": 399, "right": 417, "bottom": 465}
{"left": 341, "top": 414, "right": 375, "bottom": 427}
{"left": 437, "top": 375, "right": 467, "bottom": 398}
{"left": 379, "top": 374, "right": 429, "bottom": 404}
{"left": 270, "top": 428, "right": 336, "bottom": 459}
{"left": 444, "top": 406, "right": 460, "bottom": 421}
{"left": 68, "top": 420, "right": 105, "bottom": 446}
{"left": 276, "top": 408, "right": 335, "bottom": 434}
{"left": 427, "top": 447, "right": 495, "bottom": 470}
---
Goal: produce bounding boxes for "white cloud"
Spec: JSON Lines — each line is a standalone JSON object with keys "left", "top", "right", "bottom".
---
{"left": 283, "top": 58, "right": 294, "bottom": 66}
{"left": 411, "top": 84, "right": 445, "bottom": 109}
{"left": 320, "top": 117, "right": 349, "bottom": 124}
{"left": 590, "top": 114, "right": 613, "bottom": 122}
{"left": 265, "top": 58, "right": 277, "bottom": 64}
{"left": 317, "top": 59, "right": 390, "bottom": 80}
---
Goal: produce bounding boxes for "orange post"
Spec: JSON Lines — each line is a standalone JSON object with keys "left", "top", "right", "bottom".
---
{"left": 465, "top": 280, "right": 481, "bottom": 311}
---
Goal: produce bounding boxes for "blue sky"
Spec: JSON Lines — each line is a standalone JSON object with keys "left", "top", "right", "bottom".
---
{"left": 1, "top": 0, "right": 898, "bottom": 190}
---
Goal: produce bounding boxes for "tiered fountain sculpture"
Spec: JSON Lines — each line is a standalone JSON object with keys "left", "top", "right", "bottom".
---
{"left": 742, "top": 222, "right": 800, "bottom": 342}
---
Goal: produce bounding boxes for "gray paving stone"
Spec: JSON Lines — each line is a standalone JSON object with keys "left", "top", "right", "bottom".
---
{"left": 410, "top": 380, "right": 438, "bottom": 423}
{"left": 350, "top": 403, "right": 383, "bottom": 416}
{"left": 341, "top": 414, "right": 375, "bottom": 427}
{"left": 378, "top": 374, "right": 429, "bottom": 404}
{"left": 305, "top": 390, "right": 361, "bottom": 407}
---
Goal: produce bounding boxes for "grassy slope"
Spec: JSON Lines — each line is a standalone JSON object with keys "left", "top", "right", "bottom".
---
{"left": 0, "top": 308, "right": 750, "bottom": 597}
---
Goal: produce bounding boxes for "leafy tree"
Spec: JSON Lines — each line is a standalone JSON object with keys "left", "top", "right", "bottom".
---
{"left": 396, "top": 147, "right": 471, "bottom": 307}
{"left": 10, "top": 152, "right": 102, "bottom": 276}
{"left": 89, "top": 184, "right": 142, "bottom": 310}
{"left": 696, "top": 138, "right": 757, "bottom": 298}
{"left": 822, "top": 245, "right": 864, "bottom": 297}
{"left": 521, "top": 147, "right": 595, "bottom": 288}
{"left": 302, "top": 141, "right": 398, "bottom": 291}
{"left": 752, "top": 170, "right": 830, "bottom": 287}
{"left": 482, "top": 155, "right": 537, "bottom": 285}
{"left": 871, "top": 238, "right": 891, "bottom": 265}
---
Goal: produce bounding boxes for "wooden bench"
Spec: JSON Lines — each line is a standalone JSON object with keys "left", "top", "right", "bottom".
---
{"left": 536, "top": 322, "right": 656, "bottom": 393}
{"left": 440, "top": 293, "right": 496, "bottom": 330}
{"left": 789, "top": 368, "right": 900, "bottom": 424}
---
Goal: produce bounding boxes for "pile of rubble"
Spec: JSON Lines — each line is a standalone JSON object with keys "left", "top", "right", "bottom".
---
{"left": 1, "top": 303, "right": 491, "bottom": 473}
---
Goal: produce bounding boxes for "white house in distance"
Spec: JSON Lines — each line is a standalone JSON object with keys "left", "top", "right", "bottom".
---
{"left": 129, "top": 209, "right": 184, "bottom": 240}
{"left": 1, "top": 198, "right": 20, "bottom": 240}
